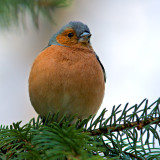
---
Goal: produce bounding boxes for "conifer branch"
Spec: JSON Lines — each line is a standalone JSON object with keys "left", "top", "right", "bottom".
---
{"left": 0, "top": 98, "right": 160, "bottom": 159}
{"left": 123, "top": 151, "right": 143, "bottom": 160}
{"left": 0, "top": 0, "right": 71, "bottom": 29}
{"left": 90, "top": 117, "right": 160, "bottom": 136}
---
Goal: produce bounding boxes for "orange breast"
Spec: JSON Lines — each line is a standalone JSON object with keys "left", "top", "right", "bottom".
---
{"left": 29, "top": 45, "right": 105, "bottom": 119}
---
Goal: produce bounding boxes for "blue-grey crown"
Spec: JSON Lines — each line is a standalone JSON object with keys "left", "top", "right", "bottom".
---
{"left": 65, "top": 21, "right": 90, "bottom": 38}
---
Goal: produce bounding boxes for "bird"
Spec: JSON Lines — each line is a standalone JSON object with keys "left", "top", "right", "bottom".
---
{"left": 29, "top": 21, "right": 106, "bottom": 121}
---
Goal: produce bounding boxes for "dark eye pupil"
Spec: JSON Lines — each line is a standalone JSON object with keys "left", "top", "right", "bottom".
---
{"left": 68, "top": 33, "right": 73, "bottom": 38}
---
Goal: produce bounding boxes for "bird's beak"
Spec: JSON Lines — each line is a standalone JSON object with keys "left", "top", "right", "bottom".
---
{"left": 79, "top": 32, "right": 91, "bottom": 43}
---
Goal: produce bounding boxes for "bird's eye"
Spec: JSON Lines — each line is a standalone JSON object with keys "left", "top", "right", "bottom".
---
{"left": 68, "top": 33, "right": 73, "bottom": 38}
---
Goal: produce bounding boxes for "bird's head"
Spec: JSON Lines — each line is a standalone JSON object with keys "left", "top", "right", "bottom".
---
{"left": 48, "top": 21, "right": 92, "bottom": 49}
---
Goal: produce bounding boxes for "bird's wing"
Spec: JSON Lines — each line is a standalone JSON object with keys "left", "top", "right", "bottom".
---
{"left": 95, "top": 54, "right": 106, "bottom": 83}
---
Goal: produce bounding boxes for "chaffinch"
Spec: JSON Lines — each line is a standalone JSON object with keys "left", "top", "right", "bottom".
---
{"left": 29, "top": 21, "right": 106, "bottom": 120}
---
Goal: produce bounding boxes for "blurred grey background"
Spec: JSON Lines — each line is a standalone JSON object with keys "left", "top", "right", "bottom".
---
{"left": 0, "top": 0, "right": 160, "bottom": 125}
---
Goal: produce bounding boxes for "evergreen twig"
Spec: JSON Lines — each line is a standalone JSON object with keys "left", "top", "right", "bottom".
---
{"left": 90, "top": 117, "right": 160, "bottom": 136}
{"left": 0, "top": 0, "right": 72, "bottom": 29}
{"left": 0, "top": 98, "right": 160, "bottom": 159}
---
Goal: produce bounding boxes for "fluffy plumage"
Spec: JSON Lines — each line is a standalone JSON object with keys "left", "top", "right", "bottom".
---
{"left": 29, "top": 21, "right": 105, "bottom": 120}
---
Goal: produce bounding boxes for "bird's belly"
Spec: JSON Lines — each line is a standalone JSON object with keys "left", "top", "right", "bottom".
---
{"left": 48, "top": 72, "right": 104, "bottom": 119}
{"left": 29, "top": 49, "right": 105, "bottom": 119}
